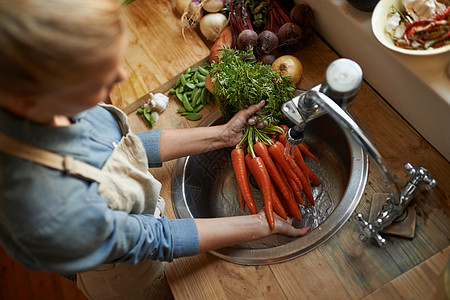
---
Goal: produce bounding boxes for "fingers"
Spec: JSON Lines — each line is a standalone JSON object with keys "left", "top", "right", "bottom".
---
{"left": 243, "top": 100, "right": 265, "bottom": 118}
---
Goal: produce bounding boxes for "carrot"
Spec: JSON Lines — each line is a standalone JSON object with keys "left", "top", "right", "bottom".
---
{"left": 286, "top": 156, "right": 315, "bottom": 206}
{"left": 268, "top": 141, "right": 302, "bottom": 188}
{"left": 245, "top": 154, "right": 287, "bottom": 220}
{"left": 237, "top": 186, "right": 245, "bottom": 213}
{"left": 307, "top": 165, "right": 321, "bottom": 185}
{"left": 279, "top": 124, "right": 289, "bottom": 134}
{"left": 278, "top": 134, "right": 321, "bottom": 186}
{"left": 231, "top": 148, "right": 257, "bottom": 214}
{"left": 249, "top": 156, "right": 275, "bottom": 229}
{"left": 299, "top": 143, "right": 319, "bottom": 162}
{"left": 270, "top": 181, "right": 287, "bottom": 219}
{"left": 254, "top": 142, "right": 292, "bottom": 202}
{"left": 286, "top": 174, "right": 304, "bottom": 205}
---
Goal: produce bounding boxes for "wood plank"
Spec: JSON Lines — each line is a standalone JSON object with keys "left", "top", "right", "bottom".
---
{"left": 270, "top": 249, "right": 352, "bottom": 300}
{"left": 109, "top": 0, "right": 210, "bottom": 109}
{"left": 166, "top": 253, "right": 287, "bottom": 300}
{"left": 362, "top": 246, "right": 450, "bottom": 300}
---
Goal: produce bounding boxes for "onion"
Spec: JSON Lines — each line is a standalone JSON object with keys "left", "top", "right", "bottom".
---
{"left": 272, "top": 55, "right": 303, "bottom": 85}
{"left": 277, "top": 23, "right": 302, "bottom": 45}
{"left": 199, "top": 12, "right": 228, "bottom": 41}
{"left": 202, "top": 0, "right": 225, "bottom": 13}
{"left": 175, "top": 0, "right": 192, "bottom": 15}
{"left": 237, "top": 29, "right": 258, "bottom": 50}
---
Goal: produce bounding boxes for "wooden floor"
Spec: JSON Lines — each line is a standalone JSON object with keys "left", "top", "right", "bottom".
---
{"left": 0, "top": 246, "right": 87, "bottom": 300}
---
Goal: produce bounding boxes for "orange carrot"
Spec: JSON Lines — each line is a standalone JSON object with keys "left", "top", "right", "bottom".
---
{"left": 231, "top": 148, "right": 257, "bottom": 214}
{"left": 249, "top": 156, "right": 275, "bottom": 229}
{"left": 278, "top": 134, "right": 321, "bottom": 186}
{"left": 307, "top": 165, "right": 321, "bottom": 185}
{"left": 279, "top": 124, "right": 289, "bottom": 133}
{"left": 299, "top": 143, "right": 319, "bottom": 162}
{"left": 237, "top": 186, "right": 245, "bottom": 213}
{"left": 286, "top": 174, "right": 304, "bottom": 205}
{"left": 254, "top": 142, "right": 292, "bottom": 202}
{"left": 269, "top": 141, "right": 303, "bottom": 188}
{"left": 286, "top": 156, "right": 315, "bottom": 206}
{"left": 270, "top": 181, "right": 287, "bottom": 219}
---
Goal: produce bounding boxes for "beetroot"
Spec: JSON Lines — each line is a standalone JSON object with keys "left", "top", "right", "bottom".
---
{"left": 290, "top": 4, "right": 314, "bottom": 29}
{"left": 260, "top": 54, "right": 276, "bottom": 65}
{"left": 237, "top": 29, "right": 258, "bottom": 50}
{"left": 277, "top": 23, "right": 302, "bottom": 45}
{"left": 257, "top": 30, "right": 279, "bottom": 54}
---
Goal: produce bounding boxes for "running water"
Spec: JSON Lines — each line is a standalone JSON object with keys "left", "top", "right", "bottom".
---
{"left": 284, "top": 142, "right": 296, "bottom": 160}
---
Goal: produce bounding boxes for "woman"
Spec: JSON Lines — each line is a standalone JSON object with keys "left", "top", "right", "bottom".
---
{"left": 0, "top": 0, "right": 309, "bottom": 298}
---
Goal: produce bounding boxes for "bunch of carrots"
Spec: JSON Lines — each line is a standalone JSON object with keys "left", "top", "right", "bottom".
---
{"left": 231, "top": 124, "right": 320, "bottom": 230}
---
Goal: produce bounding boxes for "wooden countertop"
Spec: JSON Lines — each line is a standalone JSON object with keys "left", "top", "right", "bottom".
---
{"left": 112, "top": 1, "right": 450, "bottom": 299}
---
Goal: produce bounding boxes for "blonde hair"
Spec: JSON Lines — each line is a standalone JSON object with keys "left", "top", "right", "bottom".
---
{"left": 0, "top": 0, "right": 125, "bottom": 98}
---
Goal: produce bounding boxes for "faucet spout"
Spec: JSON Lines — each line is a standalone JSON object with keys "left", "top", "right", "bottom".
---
{"left": 281, "top": 58, "right": 436, "bottom": 246}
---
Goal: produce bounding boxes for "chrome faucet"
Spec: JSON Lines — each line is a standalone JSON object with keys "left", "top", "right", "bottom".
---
{"left": 281, "top": 58, "right": 437, "bottom": 246}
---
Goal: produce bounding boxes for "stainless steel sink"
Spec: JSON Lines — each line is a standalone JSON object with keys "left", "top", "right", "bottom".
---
{"left": 171, "top": 109, "right": 368, "bottom": 265}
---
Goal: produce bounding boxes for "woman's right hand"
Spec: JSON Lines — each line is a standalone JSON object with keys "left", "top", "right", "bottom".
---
{"left": 257, "top": 209, "right": 310, "bottom": 238}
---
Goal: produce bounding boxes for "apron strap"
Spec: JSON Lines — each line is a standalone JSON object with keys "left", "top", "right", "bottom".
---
{"left": 0, "top": 131, "right": 105, "bottom": 183}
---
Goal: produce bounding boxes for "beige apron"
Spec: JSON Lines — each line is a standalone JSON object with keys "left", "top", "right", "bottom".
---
{"left": 0, "top": 104, "right": 169, "bottom": 299}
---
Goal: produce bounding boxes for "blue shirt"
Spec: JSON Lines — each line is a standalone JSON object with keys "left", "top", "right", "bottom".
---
{"left": 0, "top": 105, "right": 199, "bottom": 273}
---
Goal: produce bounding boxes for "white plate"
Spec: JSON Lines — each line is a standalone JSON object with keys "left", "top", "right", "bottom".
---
{"left": 372, "top": 0, "right": 450, "bottom": 55}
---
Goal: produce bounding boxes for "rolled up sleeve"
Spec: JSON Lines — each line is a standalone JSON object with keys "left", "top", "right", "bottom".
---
{"left": 136, "top": 129, "right": 162, "bottom": 168}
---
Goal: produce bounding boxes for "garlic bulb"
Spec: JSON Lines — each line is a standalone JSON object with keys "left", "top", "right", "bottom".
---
{"left": 147, "top": 93, "right": 169, "bottom": 113}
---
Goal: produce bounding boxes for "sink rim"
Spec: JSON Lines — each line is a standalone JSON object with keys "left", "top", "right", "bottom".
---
{"left": 171, "top": 109, "right": 369, "bottom": 265}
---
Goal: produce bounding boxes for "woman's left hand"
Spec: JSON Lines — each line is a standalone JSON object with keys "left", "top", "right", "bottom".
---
{"left": 221, "top": 100, "right": 265, "bottom": 147}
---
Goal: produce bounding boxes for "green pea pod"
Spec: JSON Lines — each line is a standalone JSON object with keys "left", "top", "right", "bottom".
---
{"left": 191, "top": 87, "right": 201, "bottom": 105}
{"left": 180, "top": 74, "right": 187, "bottom": 86}
{"left": 185, "top": 112, "right": 202, "bottom": 121}
{"left": 174, "top": 76, "right": 181, "bottom": 88}
{"left": 185, "top": 67, "right": 191, "bottom": 74}
{"left": 182, "top": 94, "right": 194, "bottom": 112}
{"left": 168, "top": 88, "right": 176, "bottom": 95}
{"left": 190, "top": 67, "right": 198, "bottom": 73}
{"left": 197, "top": 87, "right": 207, "bottom": 106}
{"left": 176, "top": 85, "right": 184, "bottom": 94}
{"left": 177, "top": 107, "right": 187, "bottom": 113}
{"left": 195, "top": 81, "right": 206, "bottom": 88}
{"left": 193, "top": 103, "right": 206, "bottom": 113}
{"left": 186, "top": 82, "right": 196, "bottom": 89}
{"left": 198, "top": 66, "right": 209, "bottom": 76}
{"left": 196, "top": 73, "right": 206, "bottom": 82}
{"left": 185, "top": 91, "right": 193, "bottom": 96}
{"left": 176, "top": 93, "right": 183, "bottom": 105}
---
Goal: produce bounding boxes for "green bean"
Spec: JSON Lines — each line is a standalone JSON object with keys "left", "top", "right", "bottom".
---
{"left": 182, "top": 94, "right": 194, "bottom": 112}
{"left": 193, "top": 103, "right": 206, "bottom": 113}
{"left": 176, "top": 85, "right": 184, "bottom": 94}
{"left": 196, "top": 73, "right": 206, "bottom": 82}
{"left": 180, "top": 74, "right": 187, "bottom": 86}
{"left": 185, "top": 67, "right": 191, "bottom": 74}
{"left": 185, "top": 112, "right": 202, "bottom": 121}
{"left": 195, "top": 81, "right": 206, "bottom": 88}
{"left": 198, "top": 87, "right": 207, "bottom": 106}
{"left": 185, "top": 82, "right": 196, "bottom": 89}
{"left": 198, "top": 66, "right": 209, "bottom": 76}
{"left": 177, "top": 108, "right": 187, "bottom": 113}
{"left": 176, "top": 93, "right": 183, "bottom": 104}
{"left": 169, "top": 88, "right": 176, "bottom": 95}
{"left": 191, "top": 87, "right": 201, "bottom": 105}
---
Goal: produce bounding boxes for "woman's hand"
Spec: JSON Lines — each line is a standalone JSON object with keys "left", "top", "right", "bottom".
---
{"left": 257, "top": 209, "right": 310, "bottom": 238}
{"left": 221, "top": 100, "right": 265, "bottom": 147}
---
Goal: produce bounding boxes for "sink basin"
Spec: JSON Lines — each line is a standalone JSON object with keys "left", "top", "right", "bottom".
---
{"left": 171, "top": 109, "right": 368, "bottom": 265}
